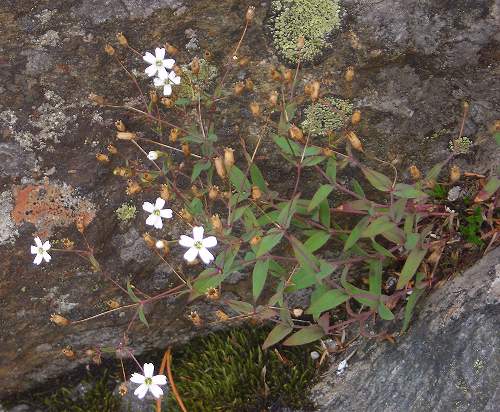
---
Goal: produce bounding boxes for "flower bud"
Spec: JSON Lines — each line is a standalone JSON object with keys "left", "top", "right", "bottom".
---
{"left": 116, "top": 32, "right": 128, "bottom": 46}
{"left": 292, "top": 308, "right": 304, "bottom": 317}
{"left": 149, "top": 89, "right": 158, "bottom": 104}
{"left": 180, "top": 208, "right": 193, "bottom": 223}
{"left": 283, "top": 69, "right": 293, "bottom": 84}
{"left": 115, "top": 120, "right": 126, "bottom": 132}
{"left": 345, "top": 66, "right": 355, "bottom": 82}
{"left": 409, "top": 165, "right": 422, "bottom": 181}
{"left": 126, "top": 179, "right": 142, "bottom": 195}
{"left": 449, "top": 165, "right": 461, "bottom": 183}
{"left": 62, "top": 347, "right": 75, "bottom": 359}
{"left": 244, "top": 78, "right": 254, "bottom": 92}
{"left": 208, "top": 186, "right": 219, "bottom": 200}
{"left": 104, "top": 44, "right": 115, "bottom": 56}
{"left": 169, "top": 128, "right": 180, "bottom": 142}
{"left": 191, "top": 57, "right": 200, "bottom": 75}
{"left": 251, "top": 185, "right": 262, "bottom": 200}
{"left": 147, "top": 150, "right": 159, "bottom": 161}
{"left": 215, "top": 310, "right": 229, "bottom": 321}
{"left": 234, "top": 82, "right": 245, "bottom": 96}
{"left": 289, "top": 124, "right": 305, "bottom": 143}
{"left": 214, "top": 156, "right": 226, "bottom": 178}
{"left": 188, "top": 310, "right": 202, "bottom": 326}
{"left": 165, "top": 42, "right": 178, "bottom": 56}
{"left": 245, "top": 6, "right": 255, "bottom": 23}
{"left": 143, "top": 232, "right": 156, "bottom": 248}
{"left": 182, "top": 143, "right": 190, "bottom": 157}
{"left": 116, "top": 131, "right": 136, "bottom": 140}
{"left": 250, "top": 101, "right": 261, "bottom": 117}
{"left": 160, "top": 184, "right": 172, "bottom": 201}
{"left": 211, "top": 214, "right": 223, "bottom": 232}
{"left": 310, "top": 351, "right": 320, "bottom": 360}
{"left": 161, "top": 97, "right": 174, "bottom": 108}
{"left": 269, "top": 90, "right": 279, "bottom": 106}
{"left": 224, "top": 147, "right": 235, "bottom": 170}
{"left": 50, "top": 314, "right": 70, "bottom": 326}
{"left": 346, "top": 131, "right": 363, "bottom": 151}
{"left": 107, "top": 144, "right": 118, "bottom": 154}
{"left": 351, "top": 110, "right": 361, "bottom": 125}
{"left": 96, "top": 153, "right": 110, "bottom": 163}
{"left": 205, "top": 287, "right": 220, "bottom": 300}
{"left": 270, "top": 68, "right": 282, "bottom": 82}
{"left": 250, "top": 235, "right": 261, "bottom": 246}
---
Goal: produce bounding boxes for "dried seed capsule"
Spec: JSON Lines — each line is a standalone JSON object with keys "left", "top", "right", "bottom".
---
{"left": 449, "top": 165, "right": 461, "bottom": 183}
{"left": 191, "top": 57, "right": 200, "bottom": 75}
{"left": 269, "top": 90, "right": 279, "bottom": 106}
{"left": 245, "top": 78, "right": 254, "bottom": 92}
{"left": 205, "top": 287, "right": 220, "bottom": 300}
{"left": 214, "top": 156, "right": 226, "bottom": 178}
{"left": 215, "top": 310, "right": 229, "bottom": 321}
{"left": 188, "top": 310, "right": 202, "bottom": 326}
{"left": 270, "top": 68, "right": 282, "bottom": 82}
{"left": 126, "top": 179, "right": 142, "bottom": 195}
{"left": 310, "top": 80, "right": 320, "bottom": 101}
{"left": 351, "top": 110, "right": 361, "bottom": 125}
{"left": 116, "top": 131, "right": 136, "bottom": 140}
{"left": 251, "top": 185, "right": 262, "bottom": 200}
{"left": 96, "top": 153, "right": 110, "bottom": 163}
{"left": 345, "top": 66, "right": 355, "bottom": 82}
{"left": 283, "top": 69, "right": 293, "bottom": 84}
{"left": 180, "top": 208, "right": 193, "bottom": 223}
{"left": 346, "top": 131, "right": 363, "bottom": 151}
{"left": 208, "top": 186, "right": 219, "bottom": 200}
{"left": 169, "top": 128, "right": 180, "bottom": 142}
{"left": 297, "top": 35, "right": 305, "bottom": 50}
{"left": 250, "top": 235, "right": 262, "bottom": 246}
{"left": 245, "top": 6, "right": 255, "bottom": 23}
{"left": 165, "top": 42, "right": 178, "bottom": 56}
{"left": 50, "top": 314, "right": 70, "bottom": 326}
{"left": 234, "top": 82, "right": 245, "bottom": 96}
{"left": 104, "top": 44, "right": 115, "bottom": 56}
{"left": 182, "top": 143, "right": 190, "bottom": 157}
{"left": 107, "top": 144, "right": 118, "bottom": 154}
{"left": 289, "top": 124, "right": 305, "bottom": 143}
{"left": 61, "top": 347, "right": 75, "bottom": 359}
{"left": 224, "top": 147, "right": 235, "bottom": 170}
{"left": 115, "top": 120, "right": 126, "bottom": 132}
{"left": 409, "top": 165, "right": 422, "bottom": 181}
{"left": 160, "top": 184, "right": 171, "bottom": 201}
{"left": 250, "top": 102, "right": 261, "bottom": 117}
{"left": 143, "top": 233, "right": 156, "bottom": 248}
{"left": 116, "top": 32, "right": 128, "bottom": 46}
{"left": 149, "top": 89, "right": 158, "bottom": 104}
{"left": 211, "top": 214, "right": 223, "bottom": 232}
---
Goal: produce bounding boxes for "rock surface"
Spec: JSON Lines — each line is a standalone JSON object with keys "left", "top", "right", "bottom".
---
{"left": 0, "top": 0, "right": 498, "bottom": 400}
{"left": 311, "top": 247, "right": 500, "bottom": 412}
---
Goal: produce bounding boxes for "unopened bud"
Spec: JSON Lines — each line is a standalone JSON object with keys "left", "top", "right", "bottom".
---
{"left": 169, "top": 128, "right": 180, "bottom": 142}
{"left": 224, "top": 147, "right": 235, "bottom": 170}
{"left": 180, "top": 208, "right": 193, "bottom": 223}
{"left": 107, "top": 144, "right": 118, "bottom": 154}
{"left": 214, "top": 156, "right": 226, "bottom": 178}
{"left": 165, "top": 42, "right": 178, "bottom": 56}
{"left": 409, "top": 165, "right": 422, "bottom": 181}
{"left": 104, "top": 44, "right": 115, "bottom": 56}
{"left": 115, "top": 120, "right": 126, "bottom": 132}
{"left": 188, "top": 310, "right": 202, "bottom": 326}
{"left": 292, "top": 308, "right": 304, "bottom": 317}
{"left": 161, "top": 97, "right": 174, "bottom": 108}
{"left": 96, "top": 153, "right": 110, "bottom": 163}
{"left": 245, "top": 6, "right": 255, "bottom": 23}
{"left": 160, "top": 184, "right": 171, "bottom": 201}
{"left": 251, "top": 185, "right": 262, "bottom": 200}
{"left": 182, "top": 143, "right": 190, "bottom": 157}
{"left": 346, "top": 131, "right": 363, "bottom": 151}
{"left": 211, "top": 214, "right": 223, "bottom": 232}
{"left": 208, "top": 186, "right": 219, "bottom": 200}
{"left": 245, "top": 78, "right": 254, "bottom": 92}
{"left": 289, "top": 124, "right": 305, "bottom": 143}
{"left": 116, "top": 32, "right": 128, "bottom": 46}
{"left": 283, "top": 69, "right": 293, "bottom": 84}
{"left": 50, "top": 314, "right": 70, "bottom": 326}
{"left": 234, "top": 82, "right": 245, "bottom": 96}
{"left": 116, "top": 131, "right": 136, "bottom": 140}
{"left": 191, "top": 57, "right": 200, "bottom": 75}
{"left": 345, "top": 66, "right": 355, "bottom": 82}
{"left": 269, "top": 90, "right": 279, "bottom": 106}
{"left": 449, "top": 165, "right": 461, "bottom": 183}
{"left": 143, "top": 233, "right": 156, "bottom": 248}
{"left": 250, "top": 102, "right": 261, "bottom": 117}
{"left": 351, "top": 110, "right": 361, "bottom": 125}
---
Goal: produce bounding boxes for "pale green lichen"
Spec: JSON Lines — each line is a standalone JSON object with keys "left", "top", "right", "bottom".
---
{"left": 449, "top": 136, "right": 473, "bottom": 154}
{"left": 177, "top": 58, "right": 218, "bottom": 99}
{"left": 271, "top": 0, "right": 341, "bottom": 63}
{"left": 115, "top": 203, "right": 137, "bottom": 222}
{"left": 302, "top": 97, "right": 353, "bottom": 136}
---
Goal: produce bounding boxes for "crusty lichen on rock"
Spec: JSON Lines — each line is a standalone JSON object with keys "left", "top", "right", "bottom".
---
{"left": 302, "top": 97, "right": 353, "bottom": 136}
{"left": 271, "top": 0, "right": 341, "bottom": 64}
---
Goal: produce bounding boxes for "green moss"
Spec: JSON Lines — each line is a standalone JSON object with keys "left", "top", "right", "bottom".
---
{"left": 115, "top": 202, "right": 137, "bottom": 222}
{"left": 177, "top": 59, "right": 218, "bottom": 99}
{"left": 302, "top": 97, "right": 353, "bottom": 136}
{"left": 41, "top": 372, "right": 120, "bottom": 412}
{"left": 449, "top": 136, "right": 473, "bottom": 154}
{"left": 163, "top": 326, "right": 320, "bottom": 411}
{"left": 271, "top": 0, "right": 341, "bottom": 64}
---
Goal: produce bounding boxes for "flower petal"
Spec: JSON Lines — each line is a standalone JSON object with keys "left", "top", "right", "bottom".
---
{"left": 153, "top": 215, "right": 163, "bottom": 229}
{"left": 163, "top": 84, "right": 172, "bottom": 96}
{"left": 33, "top": 254, "right": 43, "bottom": 265}
{"left": 153, "top": 77, "right": 163, "bottom": 87}
{"left": 146, "top": 214, "right": 157, "bottom": 227}
{"left": 34, "top": 237, "right": 43, "bottom": 247}
{"left": 159, "top": 209, "right": 172, "bottom": 219}
{"left": 143, "top": 52, "right": 156, "bottom": 65}
{"left": 43, "top": 252, "right": 51, "bottom": 263}
{"left": 149, "top": 384, "right": 164, "bottom": 399}
{"left": 134, "top": 383, "right": 148, "bottom": 399}
{"left": 155, "top": 197, "right": 165, "bottom": 210}
{"left": 192, "top": 226, "right": 204, "bottom": 241}
{"left": 164, "top": 58, "right": 175, "bottom": 69}
{"left": 152, "top": 374, "right": 167, "bottom": 385}
{"left": 42, "top": 241, "right": 51, "bottom": 251}
{"left": 157, "top": 66, "right": 168, "bottom": 79}
{"left": 143, "top": 202, "right": 155, "bottom": 213}
{"left": 202, "top": 236, "right": 217, "bottom": 248}
{"left": 31, "top": 245, "right": 38, "bottom": 254}
{"left": 168, "top": 71, "right": 181, "bottom": 84}
{"left": 183, "top": 247, "right": 198, "bottom": 263}
{"left": 145, "top": 65, "right": 157, "bottom": 77}
{"left": 143, "top": 363, "right": 155, "bottom": 378}
{"left": 155, "top": 47, "right": 166, "bottom": 61}
{"left": 130, "top": 373, "right": 145, "bottom": 384}
{"left": 179, "top": 235, "right": 194, "bottom": 248}
{"left": 198, "top": 247, "right": 214, "bottom": 264}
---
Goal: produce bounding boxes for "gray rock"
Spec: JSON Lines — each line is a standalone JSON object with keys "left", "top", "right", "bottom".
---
{"left": 311, "top": 247, "right": 500, "bottom": 412}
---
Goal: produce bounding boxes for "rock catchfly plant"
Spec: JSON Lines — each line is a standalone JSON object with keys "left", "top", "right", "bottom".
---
{"left": 142, "top": 198, "right": 173, "bottom": 229}
{"left": 130, "top": 363, "right": 167, "bottom": 399}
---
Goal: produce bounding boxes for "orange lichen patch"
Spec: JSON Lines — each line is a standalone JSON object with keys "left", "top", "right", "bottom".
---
{"left": 11, "top": 182, "right": 96, "bottom": 238}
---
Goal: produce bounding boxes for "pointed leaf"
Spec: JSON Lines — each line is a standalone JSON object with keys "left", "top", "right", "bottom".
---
{"left": 308, "top": 184, "right": 334, "bottom": 212}
{"left": 362, "top": 167, "right": 392, "bottom": 192}
{"left": 253, "top": 259, "right": 270, "bottom": 301}
{"left": 344, "top": 216, "right": 369, "bottom": 251}
{"left": 262, "top": 323, "right": 293, "bottom": 349}
{"left": 282, "top": 325, "right": 324, "bottom": 346}
{"left": 305, "top": 289, "right": 348, "bottom": 316}
{"left": 396, "top": 248, "right": 427, "bottom": 289}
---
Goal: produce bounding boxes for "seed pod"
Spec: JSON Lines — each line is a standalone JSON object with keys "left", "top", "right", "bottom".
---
{"left": 205, "top": 287, "right": 220, "bottom": 300}
{"left": 245, "top": 6, "right": 255, "bottom": 23}
{"left": 116, "top": 32, "right": 128, "bottom": 46}
{"left": 50, "top": 314, "right": 70, "bottom": 326}
{"left": 188, "top": 310, "right": 202, "bottom": 326}
{"left": 104, "top": 44, "right": 115, "bottom": 56}
{"left": 116, "top": 131, "right": 136, "bottom": 140}
{"left": 250, "top": 101, "right": 261, "bottom": 117}
{"left": 250, "top": 235, "right": 262, "bottom": 246}
{"left": 191, "top": 185, "right": 202, "bottom": 198}
{"left": 289, "top": 124, "right": 305, "bottom": 143}
{"left": 322, "top": 147, "right": 334, "bottom": 157}
{"left": 346, "top": 131, "right": 363, "bottom": 151}
{"left": 118, "top": 383, "right": 128, "bottom": 397}
{"left": 165, "top": 42, "right": 178, "bottom": 56}
{"left": 409, "top": 165, "right": 422, "bottom": 181}
{"left": 169, "top": 128, "right": 180, "bottom": 142}
{"left": 61, "top": 347, "right": 75, "bottom": 359}
{"left": 351, "top": 110, "right": 361, "bottom": 125}
{"left": 208, "top": 186, "right": 219, "bottom": 200}
{"left": 283, "top": 69, "right": 293, "bottom": 84}
{"left": 180, "top": 208, "right": 193, "bottom": 223}
{"left": 234, "top": 82, "right": 245, "bottom": 96}
{"left": 143, "top": 232, "right": 156, "bottom": 248}
{"left": 173, "top": 65, "right": 182, "bottom": 76}
{"left": 96, "top": 153, "right": 110, "bottom": 163}
{"left": 224, "top": 147, "right": 235, "bottom": 170}
{"left": 215, "top": 310, "right": 229, "bottom": 321}
{"left": 126, "top": 179, "right": 142, "bottom": 195}
{"left": 450, "top": 165, "right": 461, "bottom": 183}
{"left": 115, "top": 120, "right": 126, "bottom": 132}
{"left": 269, "top": 90, "right": 279, "bottom": 106}
{"left": 310, "top": 80, "right": 320, "bottom": 101}
{"left": 270, "top": 68, "right": 282, "bottom": 82}
{"left": 107, "top": 144, "right": 118, "bottom": 154}
{"left": 182, "top": 143, "right": 190, "bottom": 157}
{"left": 245, "top": 78, "right": 254, "bottom": 92}
{"left": 251, "top": 185, "right": 262, "bottom": 200}
{"left": 105, "top": 299, "right": 120, "bottom": 309}
{"left": 149, "top": 89, "right": 158, "bottom": 104}
{"left": 345, "top": 66, "right": 355, "bottom": 82}
{"left": 88, "top": 93, "right": 106, "bottom": 106}
{"left": 160, "top": 184, "right": 171, "bottom": 201}
{"left": 191, "top": 57, "right": 200, "bottom": 75}
{"left": 161, "top": 97, "right": 174, "bottom": 108}
{"left": 214, "top": 156, "right": 226, "bottom": 178}
{"left": 211, "top": 214, "right": 223, "bottom": 233}
{"left": 76, "top": 216, "right": 85, "bottom": 233}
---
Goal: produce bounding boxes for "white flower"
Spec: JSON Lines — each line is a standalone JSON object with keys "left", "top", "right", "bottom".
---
{"left": 310, "top": 351, "right": 320, "bottom": 360}
{"left": 31, "top": 237, "right": 51, "bottom": 265}
{"left": 130, "top": 363, "right": 167, "bottom": 399}
{"left": 336, "top": 359, "right": 348, "bottom": 375}
{"left": 142, "top": 198, "right": 173, "bottom": 229}
{"left": 153, "top": 70, "right": 181, "bottom": 96}
{"left": 143, "top": 47, "right": 175, "bottom": 78}
{"left": 179, "top": 226, "right": 217, "bottom": 264}
{"left": 147, "top": 150, "right": 159, "bottom": 160}
{"left": 155, "top": 240, "right": 165, "bottom": 249}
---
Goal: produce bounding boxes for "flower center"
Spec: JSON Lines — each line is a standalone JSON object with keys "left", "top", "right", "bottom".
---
{"left": 153, "top": 209, "right": 161, "bottom": 216}
{"left": 156, "top": 59, "right": 163, "bottom": 67}
{"left": 145, "top": 377, "right": 152, "bottom": 385}
{"left": 194, "top": 241, "right": 203, "bottom": 249}
{"left": 38, "top": 247, "right": 44, "bottom": 254}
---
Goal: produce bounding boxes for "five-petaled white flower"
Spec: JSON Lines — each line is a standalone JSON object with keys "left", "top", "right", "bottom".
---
{"left": 336, "top": 359, "right": 348, "bottom": 375}
{"left": 130, "top": 363, "right": 167, "bottom": 399}
{"left": 179, "top": 226, "right": 217, "bottom": 264}
{"left": 147, "top": 150, "right": 159, "bottom": 160}
{"left": 31, "top": 237, "right": 51, "bottom": 265}
{"left": 153, "top": 70, "right": 181, "bottom": 96}
{"left": 143, "top": 47, "right": 175, "bottom": 78}
{"left": 143, "top": 198, "right": 173, "bottom": 229}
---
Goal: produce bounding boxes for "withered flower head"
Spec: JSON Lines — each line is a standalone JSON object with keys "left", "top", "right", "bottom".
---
{"left": 245, "top": 6, "right": 255, "bottom": 23}
{"left": 346, "top": 131, "right": 363, "bottom": 152}
{"left": 96, "top": 153, "right": 110, "bottom": 163}
{"left": 214, "top": 156, "right": 227, "bottom": 178}
{"left": 215, "top": 310, "right": 229, "bottom": 321}
{"left": 208, "top": 186, "right": 220, "bottom": 200}
{"left": 223, "top": 147, "right": 235, "bottom": 170}
{"left": 345, "top": 66, "right": 355, "bottom": 82}
{"left": 250, "top": 102, "right": 261, "bottom": 117}
{"left": 205, "top": 287, "right": 220, "bottom": 300}
{"left": 116, "top": 131, "right": 137, "bottom": 141}
{"left": 289, "top": 124, "right": 305, "bottom": 143}
{"left": 188, "top": 310, "right": 202, "bottom": 326}
{"left": 409, "top": 165, "right": 422, "bottom": 181}
{"left": 116, "top": 32, "right": 128, "bottom": 46}
{"left": 115, "top": 120, "right": 126, "bottom": 132}
{"left": 234, "top": 82, "right": 245, "bottom": 96}
{"left": 50, "top": 313, "right": 70, "bottom": 326}
{"left": 351, "top": 110, "right": 361, "bottom": 125}
{"left": 126, "top": 179, "right": 142, "bottom": 195}
{"left": 104, "top": 44, "right": 115, "bottom": 56}
{"left": 211, "top": 214, "right": 223, "bottom": 232}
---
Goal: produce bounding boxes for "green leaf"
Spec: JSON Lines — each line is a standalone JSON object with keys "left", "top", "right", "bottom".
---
{"left": 404, "top": 233, "right": 420, "bottom": 251}
{"left": 371, "top": 240, "right": 395, "bottom": 258}
{"left": 390, "top": 198, "right": 407, "bottom": 223}
{"left": 396, "top": 248, "right": 427, "bottom": 289}
{"left": 127, "top": 281, "right": 140, "bottom": 303}
{"left": 362, "top": 167, "right": 393, "bottom": 192}
{"left": 227, "top": 300, "right": 254, "bottom": 314}
{"left": 282, "top": 325, "right": 324, "bottom": 346}
{"left": 256, "top": 231, "right": 283, "bottom": 257}
{"left": 352, "top": 179, "right": 365, "bottom": 198}
{"left": 272, "top": 133, "right": 301, "bottom": 156}
{"left": 290, "top": 236, "right": 320, "bottom": 273}
{"left": 344, "top": 216, "right": 370, "bottom": 251}
{"left": 494, "top": 131, "right": 500, "bottom": 146}
{"left": 193, "top": 273, "right": 224, "bottom": 294}
{"left": 308, "top": 185, "right": 334, "bottom": 212}
{"left": 402, "top": 274, "right": 426, "bottom": 332}
{"left": 304, "top": 231, "right": 331, "bottom": 252}
{"left": 362, "top": 216, "right": 397, "bottom": 238}
{"left": 189, "top": 197, "right": 203, "bottom": 216}
{"left": 229, "top": 165, "right": 251, "bottom": 193}
{"left": 250, "top": 164, "right": 267, "bottom": 192}
{"left": 377, "top": 302, "right": 395, "bottom": 320}
{"left": 425, "top": 161, "right": 445, "bottom": 183}
{"left": 326, "top": 157, "right": 337, "bottom": 182}
{"left": 393, "top": 183, "right": 428, "bottom": 199}
{"left": 302, "top": 155, "right": 326, "bottom": 167}
{"left": 319, "top": 199, "right": 331, "bottom": 228}
{"left": 262, "top": 323, "right": 293, "bottom": 349}
{"left": 253, "top": 259, "right": 270, "bottom": 301}
{"left": 191, "top": 160, "right": 210, "bottom": 182}
{"left": 368, "top": 260, "right": 382, "bottom": 296}
{"left": 277, "top": 196, "right": 299, "bottom": 229}
{"left": 305, "top": 289, "right": 348, "bottom": 316}
{"left": 137, "top": 306, "right": 149, "bottom": 327}
{"left": 474, "top": 176, "right": 500, "bottom": 202}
